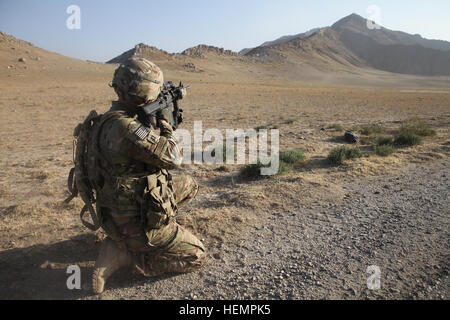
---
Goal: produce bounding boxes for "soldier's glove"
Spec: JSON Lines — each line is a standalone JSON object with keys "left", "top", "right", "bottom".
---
{"left": 158, "top": 119, "right": 173, "bottom": 137}
{"left": 156, "top": 108, "right": 171, "bottom": 123}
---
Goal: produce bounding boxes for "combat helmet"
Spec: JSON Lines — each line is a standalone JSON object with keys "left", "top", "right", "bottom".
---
{"left": 112, "top": 57, "right": 164, "bottom": 106}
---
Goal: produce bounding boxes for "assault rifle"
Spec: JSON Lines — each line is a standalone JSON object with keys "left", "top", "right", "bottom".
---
{"left": 137, "top": 81, "right": 190, "bottom": 130}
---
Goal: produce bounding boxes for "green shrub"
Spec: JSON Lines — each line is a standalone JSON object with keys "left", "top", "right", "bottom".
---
{"left": 328, "top": 124, "right": 344, "bottom": 131}
{"left": 358, "top": 124, "right": 385, "bottom": 136}
{"left": 360, "top": 136, "right": 374, "bottom": 145}
{"left": 375, "top": 145, "right": 396, "bottom": 157}
{"left": 327, "top": 146, "right": 363, "bottom": 165}
{"left": 400, "top": 118, "right": 437, "bottom": 137}
{"left": 240, "top": 160, "right": 289, "bottom": 178}
{"left": 240, "top": 148, "right": 307, "bottom": 178}
{"left": 394, "top": 132, "right": 423, "bottom": 146}
{"left": 328, "top": 147, "right": 347, "bottom": 165}
{"left": 239, "top": 161, "right": 267, "bottom": 179}
{"left": 346, "top": 147, "right": 363, "bottom": 159}
{"left": 279, "top": 148, "right": 306, "bottom": 164}
{"left": 373, "top": 135, "right": 394, "bottom": 146}
{"left": 277, "top": 161, "right": 292, "bottom": 175}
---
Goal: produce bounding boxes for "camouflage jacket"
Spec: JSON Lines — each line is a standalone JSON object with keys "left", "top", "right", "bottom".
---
{"left": 91, "top": 101, "right": 182, "bottom": 217}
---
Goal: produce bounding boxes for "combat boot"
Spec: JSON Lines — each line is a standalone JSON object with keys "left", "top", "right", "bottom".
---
{"left": 92, "top": 237, "right": 132, "bottom": 294}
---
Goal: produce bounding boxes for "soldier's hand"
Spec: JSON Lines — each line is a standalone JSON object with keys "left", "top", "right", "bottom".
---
{"left": 158, "top": 119, "right": 173, "bottom": 136}
{"left": 180, "top": 88, "right": 188, "bottom": 99}
{"left": 156, "top": 108, "right": 171, "bottom": 123}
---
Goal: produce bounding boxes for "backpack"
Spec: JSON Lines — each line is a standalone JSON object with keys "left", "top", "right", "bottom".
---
{"left": 65, "top": 110, "right": 103, "bottom": 231}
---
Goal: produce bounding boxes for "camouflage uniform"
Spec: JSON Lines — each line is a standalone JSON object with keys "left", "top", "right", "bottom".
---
{"left": 68, "top": 57, "right": 208, "bottom": 294}
{"left": 92, "top": 101, "right": 205, "bottom": 277}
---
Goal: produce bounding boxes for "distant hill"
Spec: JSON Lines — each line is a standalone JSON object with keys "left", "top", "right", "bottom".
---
{"left": 6, "top": 12, "right": 448, "bottom": 81}
{"left": 243, "top": 13, "right": 450, "bottom": 76}
{"left": 107, "top": 43, "right": 173, "bottom": 64}
{"left": 239, "top": 28, "right": 320, "bottom": 55}
{"left": 182, "top": 45, "right": 239, "bottom": 58}
{"left": 107, "top": 41, "right": 264, "bottom": 80}
{"left": 0, "top": 31, "right": 114, "bottom": 83}
{"left": 108, "top": 43, "right": 240, "bottom": 64}
{"left": 332, "top": 14, "right": 450, "bottom": 51}
{"left": 2, "top": 29, "right": 450, "bottom": 88}
{"left": 245, "top": 27, "right": 363, "bottom": 71}
{"left": 107, "top": 43, "right": 244, "bottom": 74}
{"left": 331, "top": 13, "right": 450, "bottom": 75}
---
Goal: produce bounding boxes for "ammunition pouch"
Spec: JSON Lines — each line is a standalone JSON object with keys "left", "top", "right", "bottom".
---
{"left": 141, "top": 169, "right": 178, "bottom": 230}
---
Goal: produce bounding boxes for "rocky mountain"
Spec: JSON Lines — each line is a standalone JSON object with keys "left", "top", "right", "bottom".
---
{"left": 107, "top": 43, "right": 240, "bottom": 64}
{"left": 107, "top": 43, "right": 173, "bottom": 64}
{"left": 244, "top": 13, "right": 450, "bottom": 76}
{"left": 332, "top": 14, "right": 450, "bottom": 51}
{"left": 330, "top": 14, "right": 450, "bottom": 75}
{"left": 239, "top": 28, "right": 320, "bottom": 55}
{"left": 245, "top": 27, "right": 363, "bottom": 70}
{"left": 182, "top": 45, "right": 239, "bottom": 58}
{"left": 0, "top": 31, "right": 113, "bottom": 82}
{"left": 104, "top": 13, "right": 450, "bottom": 77}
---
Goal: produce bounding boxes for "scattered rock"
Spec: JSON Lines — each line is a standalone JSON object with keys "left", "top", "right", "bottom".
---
{"left": 344, "top": 130, "right": 359, "bottom": 143}
{"left": 18, "top": 57, "right": 26, "bottom": 63}
{"left": 182, "top": 45, "right": 239, "bottom": 58}
{"left": 183, "top": 62, "right": 196, "bottom": 71}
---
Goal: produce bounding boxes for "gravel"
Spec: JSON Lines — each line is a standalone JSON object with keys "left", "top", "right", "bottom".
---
{"left": 100, "top": 159, "right": 449, "bottom": 300}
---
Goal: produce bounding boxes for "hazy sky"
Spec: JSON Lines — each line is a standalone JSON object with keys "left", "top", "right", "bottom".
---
{"left": 1, "top": 0, "right": 449, "bottom": 62}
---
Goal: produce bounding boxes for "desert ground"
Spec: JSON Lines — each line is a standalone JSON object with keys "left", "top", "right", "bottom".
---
{"left": 0, "top": 33, "right": 449, "bottom": 300}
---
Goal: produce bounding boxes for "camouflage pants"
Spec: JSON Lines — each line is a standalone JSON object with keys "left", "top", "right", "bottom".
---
{"left": 137, "top": 174, "right": 205, "bottom": 276}
{"left": 108, "top": 174, "right": 206, "bottom": 277}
